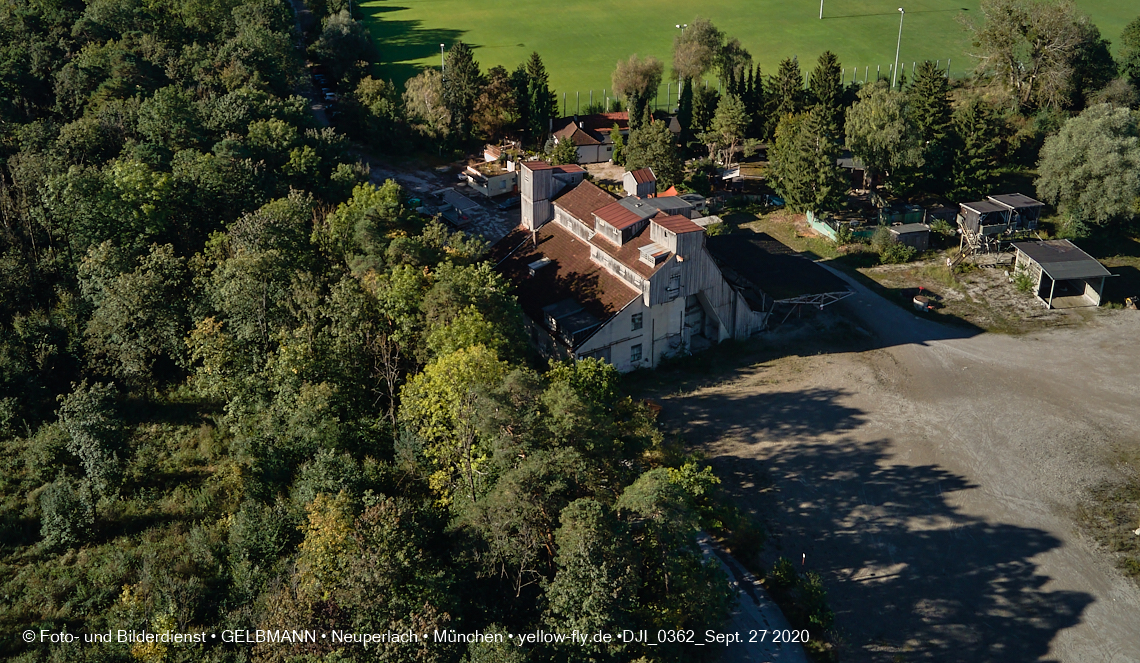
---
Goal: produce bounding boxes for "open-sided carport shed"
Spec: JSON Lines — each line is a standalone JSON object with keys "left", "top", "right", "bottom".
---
{"left": 706, "top": 232, "right": 853, "bottom": 326}
{"left": 1012, "top": 240, "right": 1112, "bottom": 309}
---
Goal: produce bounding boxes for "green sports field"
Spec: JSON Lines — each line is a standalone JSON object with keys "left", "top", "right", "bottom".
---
{"left": 361, "top": 0, "right": 1134, "bottom": 102}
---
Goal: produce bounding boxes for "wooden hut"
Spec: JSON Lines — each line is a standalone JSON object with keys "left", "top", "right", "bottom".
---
{"left": 1012, "top": 240, "right": 1111, "bottom": 308}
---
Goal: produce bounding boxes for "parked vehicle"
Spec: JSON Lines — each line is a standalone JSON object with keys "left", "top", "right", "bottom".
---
{"left": 498, "top": 196, "right": 521, "bottom": 210}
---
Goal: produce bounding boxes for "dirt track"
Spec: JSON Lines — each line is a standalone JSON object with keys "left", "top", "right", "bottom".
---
{"left": 659, "top": 272, "right": 1140, "bottom": 662}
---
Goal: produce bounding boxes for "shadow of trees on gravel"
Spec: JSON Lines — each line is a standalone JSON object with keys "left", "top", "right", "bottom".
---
{"left": 667, "top": 389, "right": 1093, "bottom": 663}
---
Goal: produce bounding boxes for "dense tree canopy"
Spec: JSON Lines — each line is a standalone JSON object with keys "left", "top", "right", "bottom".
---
{"left": 1036, "top": 104, "right": 1140, "bottom": 228}
{"left": 845, "top": 82, "right": 923, "bottom": 193}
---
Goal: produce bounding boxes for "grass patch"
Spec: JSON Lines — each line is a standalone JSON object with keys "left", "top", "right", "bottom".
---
{"left": 359, "top": 0, "right": 1131, "bottom": 98}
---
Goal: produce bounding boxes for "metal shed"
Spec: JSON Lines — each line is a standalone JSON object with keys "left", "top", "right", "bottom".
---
{"left": 1012, "top": 240, "right": 1112, "bottom": 309}
{"left": 889, "top": 223, "right": 931, "bottom": 251}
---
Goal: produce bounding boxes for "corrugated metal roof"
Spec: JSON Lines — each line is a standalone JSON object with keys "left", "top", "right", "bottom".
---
{"left": 630, "top": 168, "right": 656, "bottom": 184}
{"left": 960, "top": 200, "right": 1006, "bottom": 214}
{"left": 1014, "top": 240, "right": 1111, "bottom": 280}
{"left": 654, "top": 214, "right": 704, "bottom": 234}
{"left": 522, "top": 160, "right": 554, "bottom": 170}
{"left": 597, "top": 199, "right": 655, "bottom": 230}
{"left": 889, "top": 223, "right": 930, "bottom": 235}
{"left": 987, "top": 193, "right": 1043, "bottom": 210}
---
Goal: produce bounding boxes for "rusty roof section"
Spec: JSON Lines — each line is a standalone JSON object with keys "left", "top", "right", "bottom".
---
{"left": 552, "top": 164, "right": 585, "bottom": 174}
{"left": 494, "top": 225, "right": 638, "bottom": 343}
{"left": 553, "top": 180, "right": 618, "bottom": 230}
{"left": 629, "top": 167, "right": 656, "bottom": 184}
{"left": 589, "top": 228, "right": 673, "bottom": 279}
{"left": 522, "top": 160, "right": 554, "bottom": 170}
{"left": 654, "top": 214, "right": 705, "bottom": 234}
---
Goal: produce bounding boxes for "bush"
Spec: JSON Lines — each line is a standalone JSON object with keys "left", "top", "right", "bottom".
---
{"left": 793, "top": 571, "right": 835, "bottom": 629}
{"left": 40, "top": 476, "right": 95, "bottom": 549}
{"left": 929, "top": 218, "right": 955, "bottom": 237}
{"left": 705, "top": 222, "right": 729, "bottom": 236}
{"left": 768, "top": 556, "right": 798, "bottom": 590}
{"left": 1013, "top": 267, "right": 1035, "bottom": 293}
{"left": 879, "top": 241, "right": 916, "bottom": 264}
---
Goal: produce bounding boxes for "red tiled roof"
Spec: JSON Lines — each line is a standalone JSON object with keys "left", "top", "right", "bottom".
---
{"left": 579, "top": 112, "right": 628, "bottom": 132}
{"left": 554, "top": 124, "right": 602, "bottom": 146}
{"left": 595, "top": 200, "right": 654, "bottom": 230}
{"left": 654, "top": 214, "right": 704, "bottom": 234}
{"left": 589, "top": 227, "right": 673, "bottom": 279}
{"left": 494, "top": 225, "right": 638, "bottom": 340}
{"left": 629, "top": 168, "right": 656, "bottom": 184}
{"left": 553, "top": 180, "right": 617, "bottom": 230}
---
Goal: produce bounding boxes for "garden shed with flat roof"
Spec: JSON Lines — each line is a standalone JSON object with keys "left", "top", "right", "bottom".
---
{"left": 1012, "top": 240, "right": 1112, "bottom": 309}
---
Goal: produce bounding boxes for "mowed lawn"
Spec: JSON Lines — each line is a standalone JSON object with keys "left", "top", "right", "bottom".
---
{"left": 360, "top": 0, "right": 1134, "bottom": 99}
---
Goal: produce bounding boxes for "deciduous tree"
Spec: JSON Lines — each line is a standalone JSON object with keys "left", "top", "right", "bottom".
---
{"left": 612, "top": 55, "right": 664, "bottom": 130}
{"left": 1036, "top": 104, "right": 1140, "bottom": 228}
{"left": 624, "top": 120, "right": 683, "bottom": 189}
{"left": 844, "top": 82, "right": 922, "bottom": 192}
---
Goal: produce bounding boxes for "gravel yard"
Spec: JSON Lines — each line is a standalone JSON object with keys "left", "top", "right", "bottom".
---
{"left": 644, "top": 271, "right": 1140, "bottom": 662}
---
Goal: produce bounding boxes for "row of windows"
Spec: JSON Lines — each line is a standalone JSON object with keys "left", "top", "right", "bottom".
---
{"left": 591, "top": 248, "right": 643, "bottom": 290}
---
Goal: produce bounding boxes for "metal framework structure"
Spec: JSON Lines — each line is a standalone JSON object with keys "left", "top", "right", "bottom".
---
{"left": 773, "top": 291, "right": 854, "bottom": 325}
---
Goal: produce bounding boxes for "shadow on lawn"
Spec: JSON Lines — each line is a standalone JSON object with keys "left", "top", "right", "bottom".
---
{"left": 666, "top": 388, "right": 1093, "bottom": 662}
{"left": 360, "top": 1, "right": 465, "bottom": 85}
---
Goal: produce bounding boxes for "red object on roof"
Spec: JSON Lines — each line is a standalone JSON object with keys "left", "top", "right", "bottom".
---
{"left": 595, "top": 200, "right": 653, "bottom": 230}
{"left": 654, "top": 214, "right": 704, "bottom": 234}
{"left": 658, "top": 185, "right": 679, "bottom": 197}
{"left": 629, "top": 168, "right": 656, "bottom": 184}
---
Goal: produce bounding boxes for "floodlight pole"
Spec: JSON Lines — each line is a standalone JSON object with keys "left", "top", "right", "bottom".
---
{"left": 892, "top": 8, "right": 904, "bottom": 90}
{"left": 676, "top": 23, "right": 687, "bottom": 38}
{"left": 440, "top": 44, "right": 445, "bottom": 78}
{"left": 820, "top": 0, "right": 824, "bottom": 19}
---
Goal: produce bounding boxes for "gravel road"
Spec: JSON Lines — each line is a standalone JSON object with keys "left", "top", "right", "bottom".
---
{"left": 672, "top": 271, "right": 1140, "bottom": 662}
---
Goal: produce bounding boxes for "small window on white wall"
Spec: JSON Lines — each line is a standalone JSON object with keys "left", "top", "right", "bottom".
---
{"left": 631, "top": 313, "right": 643, "bottom": 331}
{"left": 630, "top": 344, "right": 642, "bottom": 363}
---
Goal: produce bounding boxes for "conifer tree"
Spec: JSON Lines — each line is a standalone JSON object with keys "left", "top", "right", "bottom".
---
{"left": 526, "top": 52, "right": 555, "bottom": 144}
{"left": 443, "top": 41, "right": 484, "bottom": 142}
{"left": 807, "top": 51, "right": 843, "bottom": 135}
{"left": 906, "top": 61, "right": 953, "bottom": 193}
{"left": 771, "top": 57, "right": 804, "bottom": 120}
